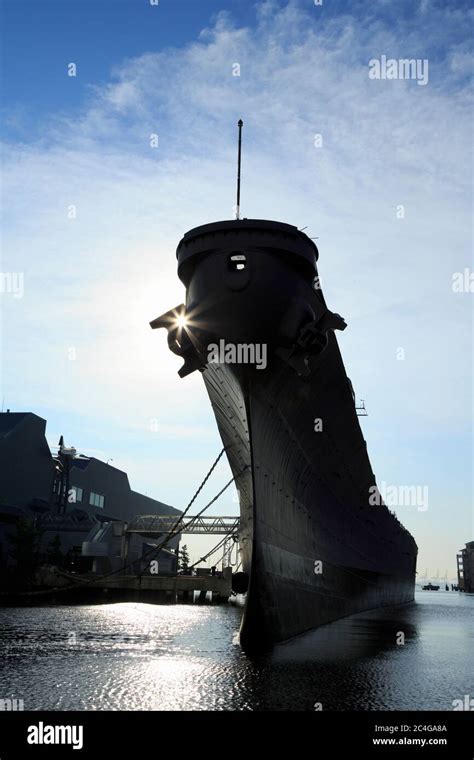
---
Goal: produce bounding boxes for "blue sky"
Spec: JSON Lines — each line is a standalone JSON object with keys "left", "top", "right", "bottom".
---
{"left": 1, "top": 0, "right": 472, "bottom": 574}
{"left": 1, "top": 0, "right": 255, "bottom": 130}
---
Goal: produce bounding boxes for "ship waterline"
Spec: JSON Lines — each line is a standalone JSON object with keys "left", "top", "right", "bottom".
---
{"left": 152, "top": 218, "right": 417, "bottom": 652}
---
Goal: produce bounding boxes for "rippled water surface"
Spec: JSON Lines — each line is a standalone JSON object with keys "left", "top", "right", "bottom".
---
{"left": 0, "top": 591, "right": 472, "bottom": 710}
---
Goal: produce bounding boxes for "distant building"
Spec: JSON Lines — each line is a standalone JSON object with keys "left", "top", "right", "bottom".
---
{"left": 56, "top": 453, "right": 178, "bottom": 524}
{"left": 457, "top": 541, "right": 474, "bottom": 593}
{"left": 0, "top": 411, "right": 181, "bottom": 577}
{"left": 0, "top": 412, "right": 55, "bottom": 511}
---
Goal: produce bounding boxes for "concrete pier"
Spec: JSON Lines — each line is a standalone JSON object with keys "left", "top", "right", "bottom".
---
{"left": 87, "top": 568, "right": 232, "bottom": 601}
{"left": 0, "top": 566, "right": 234, "bottom": 606}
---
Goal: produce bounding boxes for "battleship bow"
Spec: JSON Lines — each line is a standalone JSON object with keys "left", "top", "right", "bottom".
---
{"left": 151, "top": 218, "right": 417, "bottom": 653}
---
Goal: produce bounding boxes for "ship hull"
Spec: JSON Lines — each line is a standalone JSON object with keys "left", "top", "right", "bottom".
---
{"left": 203, "top": 334, "right": 416, "bottom": 652}
{"left": 153, "top": 218, "right": 418, "bottom": 653}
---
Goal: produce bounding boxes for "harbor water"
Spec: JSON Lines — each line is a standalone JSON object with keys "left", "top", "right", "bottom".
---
{"left": 0, "top": 590, "right": 472, "bottom": 711}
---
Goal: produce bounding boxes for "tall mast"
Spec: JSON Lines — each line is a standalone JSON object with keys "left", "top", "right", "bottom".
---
{"left": 236, "top": 119, "right": 243, "bottom": 220}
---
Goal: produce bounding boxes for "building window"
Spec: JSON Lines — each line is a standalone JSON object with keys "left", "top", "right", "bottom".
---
{"left": 70, "top": 486, "right": 83, "bottom": 503}
{"left": 89, "top": 492, "right": 105, "bottom": 509}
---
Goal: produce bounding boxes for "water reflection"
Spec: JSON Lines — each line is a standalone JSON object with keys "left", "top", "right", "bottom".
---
{"left": 0, "top": 591, "right": 472, "bottom": 711}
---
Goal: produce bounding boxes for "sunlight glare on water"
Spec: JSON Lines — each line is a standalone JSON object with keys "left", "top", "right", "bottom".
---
{"left": 0, "top": 591, "right": 472, "bottom": 711}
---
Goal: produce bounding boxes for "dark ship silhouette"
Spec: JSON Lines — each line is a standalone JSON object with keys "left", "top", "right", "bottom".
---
{"left": 151, "top": 124, "right": 417, "bottom": 653}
